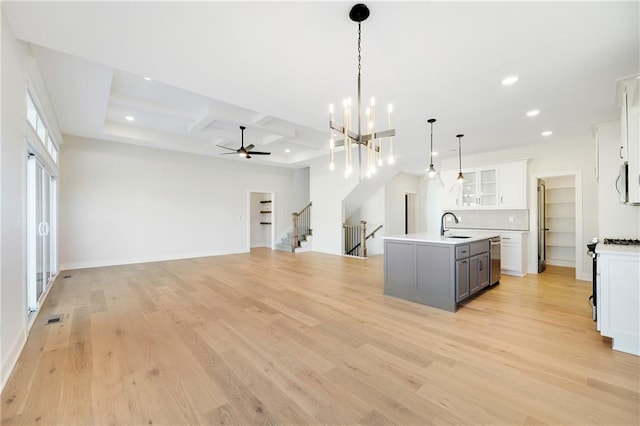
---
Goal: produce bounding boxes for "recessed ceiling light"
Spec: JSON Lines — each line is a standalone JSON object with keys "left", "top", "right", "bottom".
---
{"left": 285, "top": 149, "right": 291, "bottom": 153}
{"left": 125, "top": 115, "right": 135, "bottom": 122}
{"left": 501, "top": 75, "right": 519, "bottom": 86}
{"left": 431, "top": 151, "right": 438, "bottom": 156}
{"left": 526, "top": 110, "right": 540, "bottom": 117}
{"left": 143, "top": 77, "right": 152, "bottom": 81}
{"left": 541, "top": 130, "right": 552, "bottom": 136}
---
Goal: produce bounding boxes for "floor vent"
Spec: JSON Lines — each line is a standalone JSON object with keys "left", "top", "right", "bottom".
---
{"left": 64, "top": 275, "right": 71, "bottom": 279}
{"left": 46, "top": 314, "right": 62, "bottom": 325}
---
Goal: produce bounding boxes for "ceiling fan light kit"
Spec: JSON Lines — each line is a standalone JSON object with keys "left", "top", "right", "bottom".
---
{"left": 328, "top": 3, "right": 396, "bottom": 180}
{"left": 218, "top": 126, "right": 271, "bottom": 159}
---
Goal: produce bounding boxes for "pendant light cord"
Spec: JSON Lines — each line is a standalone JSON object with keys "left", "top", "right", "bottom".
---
{"left": 356, "top": 22, "right": 363, "bottom": 179}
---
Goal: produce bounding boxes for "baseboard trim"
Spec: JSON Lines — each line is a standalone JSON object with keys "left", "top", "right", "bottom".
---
{"left": 59, "top": 249, "right": 249, "bottom": 271}
{"left": 1, "top": 327, "right": 27, "bottom": 392}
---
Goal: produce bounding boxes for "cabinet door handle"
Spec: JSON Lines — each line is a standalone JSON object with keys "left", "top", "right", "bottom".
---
{"left": 619, "top": 146, "right": 624, "bottom": 159}
{"left": 479, "top": 260, "right": 483, "bottom": 270}
{"left": 502, "top": 237, "right": 511, "bottom": 240}
{"left": 500, "top": 196, "right": 503, "bottom": 204}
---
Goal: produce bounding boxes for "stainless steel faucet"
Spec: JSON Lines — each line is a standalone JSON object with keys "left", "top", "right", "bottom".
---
{"left": 440, "top": 212, "right": 459, "bottom": 236}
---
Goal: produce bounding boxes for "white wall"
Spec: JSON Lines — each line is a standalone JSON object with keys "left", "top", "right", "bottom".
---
{"left": 292, "top": 167, "right": 310, "bottom": 212}
{"left": 596, "top": 121, "right": 640, "bottom": 238}
{"left": 384, "top": 172, "right": 421, "bottom": 237}
{"left": 439, "top": 135, "right": 597, "bottom": 281}
{"left": 1, "top": 14, "right": 30, "bottom": 390}
{"left": 309, "top": 153, "right": 359, "bottom": 255}
{"left": 58, "top": 136, "right": 296, "bottom": 269}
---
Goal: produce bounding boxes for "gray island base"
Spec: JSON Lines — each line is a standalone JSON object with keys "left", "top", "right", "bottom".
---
{"left": 383, "top": 233, "right": 497, "bottom": 312}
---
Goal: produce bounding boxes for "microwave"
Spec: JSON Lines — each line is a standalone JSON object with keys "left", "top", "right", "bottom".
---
{"left": 617, "top": 162, "right": 640, "bottom": 205}
{"left": 617, "top": 162, "right": 628, "bottom": 203}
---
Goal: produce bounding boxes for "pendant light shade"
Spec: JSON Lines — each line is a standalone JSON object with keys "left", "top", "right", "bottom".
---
{"left": 456, "top": 134, "right": 464, "bottom": 182}
{"left": 427, "top": 118, "right": 437, "bottom": 179}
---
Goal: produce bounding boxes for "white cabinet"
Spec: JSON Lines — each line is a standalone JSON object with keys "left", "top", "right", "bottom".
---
{"left": 616, "top": 74, "right": 640, "bottom": 204}
{"left": 461, "top": 168, "right": 498, "bottom": 208}
{"left": 596, "top": 247, "right": 640, "bottom": 356}
{"left": 500, "top": 231, "right": 528, "bottom": 277}
{"left": 439, "top": 161, "right": 527, "bottom": 210}
{"left": 498, "top": 160, "right": 527, "bottom": 209}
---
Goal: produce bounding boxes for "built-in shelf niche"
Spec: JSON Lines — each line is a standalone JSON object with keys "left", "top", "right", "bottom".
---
{"left": 260, "top": 199, "right": 272, "bottom": 225}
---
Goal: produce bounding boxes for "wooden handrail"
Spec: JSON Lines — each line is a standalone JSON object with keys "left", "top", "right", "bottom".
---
{"left": 291, "top": 202, "right": 312, "bottom": 251}
{"left": 345, "top": 223, "right": 383, "bottom": 256}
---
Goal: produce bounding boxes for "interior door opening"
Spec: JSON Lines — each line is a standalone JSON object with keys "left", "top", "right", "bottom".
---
{"left": 404, "top": 192, "right": 417, "bottom": 234}
{"left": 537, "top": 179, "right": 547, "bottom": 273}
{"left": 250, "top": 191, "right": 274, "bottom": 249}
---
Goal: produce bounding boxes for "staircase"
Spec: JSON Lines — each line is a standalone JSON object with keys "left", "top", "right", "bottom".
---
{"left": 275, "top": 202, "right": 313, "bottom": 253}
{"left": 343, "top": 221, "right": 383, "bottom": 258}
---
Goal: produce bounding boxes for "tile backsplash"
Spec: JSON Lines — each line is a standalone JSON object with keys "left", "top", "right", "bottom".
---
{"left": 444, "top": 209, "right": 529, "bottom": 231}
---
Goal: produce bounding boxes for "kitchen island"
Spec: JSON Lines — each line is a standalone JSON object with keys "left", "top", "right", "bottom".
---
{"left": 383, "top": 233, "right": 497, "bottom": 312}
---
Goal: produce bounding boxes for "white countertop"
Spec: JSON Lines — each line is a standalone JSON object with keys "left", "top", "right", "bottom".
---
{"left": 384, "top": 232, "right": 499, "bottom": 244}
{"left": 451, "top": 228, "right": 529, "bottom": 235}
{"left": 596, "top": 244, "right": 640, "bottom": 256}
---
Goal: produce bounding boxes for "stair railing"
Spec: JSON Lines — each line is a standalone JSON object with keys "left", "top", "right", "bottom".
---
{"left": 344, "top": 222, "right": 383, "bottom": 257}
{"left": 291, "top": 202, "right": 312, "bottom": 250}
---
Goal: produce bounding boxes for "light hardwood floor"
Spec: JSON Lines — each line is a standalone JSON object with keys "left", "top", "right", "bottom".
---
{"left": 2, "top": 249, "right": 638, "bottom": 425}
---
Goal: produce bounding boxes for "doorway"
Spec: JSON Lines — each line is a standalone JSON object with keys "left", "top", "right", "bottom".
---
{"left": 404, "top": 192, "right": 418, "bottom": 234}
{"left": 250, "top": 192, "right": 274, "bottom": 249}
{"left": 532, "top": 172, "right": 581, "bottom": 278}
{"left": 27, "top": 154, "right": 57, "bottom": 314}
{"left": 537, "top": 179, "right": 547, "bottom": 272}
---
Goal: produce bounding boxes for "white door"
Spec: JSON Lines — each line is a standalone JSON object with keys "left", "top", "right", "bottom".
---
{"left": 27, "top": 155, "right": 56, "bottom": 313}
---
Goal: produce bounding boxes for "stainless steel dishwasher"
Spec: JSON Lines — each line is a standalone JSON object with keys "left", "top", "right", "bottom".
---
{"left": 490, "top": 236, "right": 501, "bottom": 285}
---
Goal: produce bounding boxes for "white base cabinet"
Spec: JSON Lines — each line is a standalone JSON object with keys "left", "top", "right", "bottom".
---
{"left": 596, "top": 247, "right": 640, "bottom": 356}
{"left": 500, "top": 232, "right": 528, "bottom": 277}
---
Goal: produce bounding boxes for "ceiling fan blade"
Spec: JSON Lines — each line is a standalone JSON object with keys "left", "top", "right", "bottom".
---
{"left": 219, "top": 152, "right": 238, "bottom": 155}
{"left": 245, "top": 144, "right": 255, "bottom": 151}
{"left": 248, "top": 151, "right": 271, "bottom": 155}
{"left": 217, "top": 145, "right": 237, "bottom": 151}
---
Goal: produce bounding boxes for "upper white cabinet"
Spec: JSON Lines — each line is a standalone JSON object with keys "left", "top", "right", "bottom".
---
{"left": 616, "top": 74, "right": 640, "bottom": 203}
{"left": 498, "top": 160, "right": 527, "bottom": 208}
{"left": 461, "top": 168, "right": 498, "bottom": 208}
{"left": 439, "top": 160, "right": 527, "bottom": 210}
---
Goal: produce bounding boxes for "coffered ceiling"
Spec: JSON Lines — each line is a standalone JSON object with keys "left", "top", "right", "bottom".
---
{"left": 3, "top": 1, "right": 638, "bottom": 173}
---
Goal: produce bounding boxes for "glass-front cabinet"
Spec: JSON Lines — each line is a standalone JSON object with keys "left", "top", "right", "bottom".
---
{"left": 438, "top": 160, "right": 527, "bottom": 210}
{"left": 461, "top": 168, "right": 498, "bottom": 208}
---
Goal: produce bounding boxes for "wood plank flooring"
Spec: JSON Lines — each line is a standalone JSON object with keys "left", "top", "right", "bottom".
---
{"left": 2, "top": 249, "right": 638, "bottom": 425}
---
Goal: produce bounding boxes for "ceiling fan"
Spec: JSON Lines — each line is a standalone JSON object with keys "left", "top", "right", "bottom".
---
{"left": 218, "top": 126, "right": 271, "bottom": 159}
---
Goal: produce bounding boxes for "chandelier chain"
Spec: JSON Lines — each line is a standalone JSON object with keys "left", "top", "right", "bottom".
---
{"left": 357, "top": 23, "right": 362, "bottom": 76}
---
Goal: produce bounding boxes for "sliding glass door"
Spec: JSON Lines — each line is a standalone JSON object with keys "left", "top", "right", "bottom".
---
{"left": 27, "top": 155, "right": 56, "bottom": 312}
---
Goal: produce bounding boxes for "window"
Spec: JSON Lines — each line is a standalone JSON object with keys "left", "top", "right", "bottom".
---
{"left": 26, "top": 91, "right": 59, "bottom": 163}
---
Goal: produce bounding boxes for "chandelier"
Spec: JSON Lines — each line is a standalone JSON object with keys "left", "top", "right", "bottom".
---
{"left": 328, "top": 3, "right": 396, "bottom": 180}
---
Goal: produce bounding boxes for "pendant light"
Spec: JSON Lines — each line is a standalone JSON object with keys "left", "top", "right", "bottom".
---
{"left": 456, "top": 134, "right": 464, "bottom": 182}
{"left": 328, "top": 3, "right": 396, "bottom": 180}
{"left": 427, "top": 118, "right": 437, "bottom": 179}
